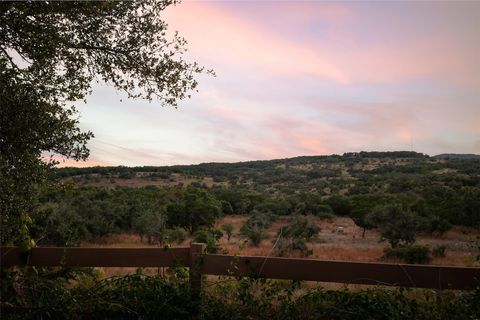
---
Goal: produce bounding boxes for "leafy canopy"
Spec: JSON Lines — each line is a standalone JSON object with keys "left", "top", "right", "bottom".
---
{"left": 0, "top": 0, "right": 208, "bottom": 104}
{"left": 166, "top": 186, "right": 222, "bottom": 234}
{"left": 366, "top": 204, "right": 418, "bottom": 248}
{"left": 0, "top": 1, "right": 210, "bottom": 244}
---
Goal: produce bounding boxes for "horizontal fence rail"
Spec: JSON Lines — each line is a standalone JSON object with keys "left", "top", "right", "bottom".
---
{"left": 1, "top": 245, "right": 479, "bottom": 290}
{"left": 0, "top": 247, "right": 190, "bottom": 268}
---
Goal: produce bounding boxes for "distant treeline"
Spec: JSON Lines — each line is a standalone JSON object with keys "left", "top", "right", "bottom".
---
{"left": 52, "top": 151, "right": 429, "bottom": 179}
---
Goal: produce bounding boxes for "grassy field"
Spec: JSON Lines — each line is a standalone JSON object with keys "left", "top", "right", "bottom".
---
{"left": 81, "top": 215, "right": 480, "bottom": 278}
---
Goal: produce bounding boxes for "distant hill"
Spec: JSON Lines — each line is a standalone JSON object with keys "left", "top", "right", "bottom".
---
{"left": 51, "top": 150, "right": 480, "bottom": 191}
{"left": 53, "top": 151, "right": 429, "bottom": 179}
{"left": 47, "top": 149, "right": 480, "bottom": 232}
{"left": 434, "top": 153, "right": 480, "bottom": 160}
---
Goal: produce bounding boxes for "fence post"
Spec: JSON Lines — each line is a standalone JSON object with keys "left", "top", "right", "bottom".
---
{"left": 189, "top": 243, "right": 205, "bottom": 296}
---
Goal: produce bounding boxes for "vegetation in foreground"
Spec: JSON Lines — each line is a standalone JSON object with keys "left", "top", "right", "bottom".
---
{"left": 1, "top": 268, "right": 479, "bottom": 320}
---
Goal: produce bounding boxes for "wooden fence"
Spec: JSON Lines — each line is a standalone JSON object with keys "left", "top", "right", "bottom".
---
{"left": 1, "top": 244, "right": 479, "bottom": 291}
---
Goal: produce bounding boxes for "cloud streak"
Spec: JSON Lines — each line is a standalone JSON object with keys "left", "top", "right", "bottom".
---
{"left": 63, "top": 1, "right": 480, "bottom": 166}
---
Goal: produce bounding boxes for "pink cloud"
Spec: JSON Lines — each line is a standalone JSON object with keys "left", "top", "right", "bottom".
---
{"left": 165, "top": 1, "right": 349, "bottom": 83}
{"left": 344, "top": 38, "right": 480, "bottom": 87}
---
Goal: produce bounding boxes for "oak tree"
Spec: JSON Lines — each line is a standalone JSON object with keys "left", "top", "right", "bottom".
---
{"left": 0, "top": 1, "right": 210, "bottom": 244}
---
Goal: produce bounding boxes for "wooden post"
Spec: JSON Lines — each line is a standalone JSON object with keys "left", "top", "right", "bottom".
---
{"left": 189, "top": 243, "right": 205, "bottom": 296}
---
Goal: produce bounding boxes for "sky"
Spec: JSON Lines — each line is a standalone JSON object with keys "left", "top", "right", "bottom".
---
{"left": 66, "top": 1, "right": 480, "bottom": 167}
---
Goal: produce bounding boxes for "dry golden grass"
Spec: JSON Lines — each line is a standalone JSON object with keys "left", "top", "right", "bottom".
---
{"left": 83, "top": 215, "right": 479, "bottom": 277}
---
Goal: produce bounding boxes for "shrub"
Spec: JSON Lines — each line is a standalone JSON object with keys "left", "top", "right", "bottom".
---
{"left": 240, "top": 211, "right": 275, "bottom": 246}
{"left": 432, "top": 244, "right": 447, "bottom": 257}
{"left": 193, "top": 229, "right": 223, "bottom": 253}
{"left": 245, "top": 225, "right": 266, "bottom": 247}
{"left": 314, "top": 205, "right": 334, "bottom": 219}
{"left": 366, "top": 205, "right": 418, "bottom": 248}
{"left": 241, "top": 210, "right": 276, "bottom": 233}
{"left": 222, "top": 224, "right": 234, "bottom": 241}
{"left": 325, "top": 195, "right": 351, "bottom": 216}
{"left": 383, "top": 244, "right": 432, "bottom": 264}
{"left": 165, "top": 228, "right": 187, "bottom": 244}
{"left": 275, "top": 215, "right": 320, "bottom": 256}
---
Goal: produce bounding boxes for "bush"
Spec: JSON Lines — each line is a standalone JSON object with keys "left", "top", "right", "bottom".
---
{"left": 366, "top": 205, "right": 418, "bottom": 248}
{"left": 241, "top": 211, "right": 276, "bottom": 232}
{"left": 432, "top": 244, "right": 447, "bottom": 257}
{"left": 383, "top": 244, "right": 432, "bottom": 264}
{"left": 240, "top": 211, "right": 275, "bottom": 246}
{"left": 193, "top": 229, "right": 223, "bottom": 253}
{"left": 244, "top": 225, "right": 266, "bottom": 247}
{"left": 222, "top": 224, "right": 234, "bottom": 241}
{"left": 325, "top": 196, "right": 351, "bottom": 216}
{"left": 276, "top": 215, "right": 319, "bottom": 256}
{"left": 314, "top": 205, "right": 334, "bottom": 219}
{"left": 165, "top": 228, "right": 187, "bottom": 244}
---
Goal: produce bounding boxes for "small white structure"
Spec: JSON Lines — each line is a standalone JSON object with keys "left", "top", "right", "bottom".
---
{"left": 335, "top": 226, "right": 345, "bottom": 234}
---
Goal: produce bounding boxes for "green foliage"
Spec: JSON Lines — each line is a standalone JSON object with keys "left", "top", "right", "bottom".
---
{"left": 432, "top": 245, "right": 447, "bottom": 258}
{"left": 132, "top": 210, "right": 166, "bottom": 244}
{"left": 2, "top": 271, "right": 195, "bottom": 319}
{"left": 13, "top": 152, "right": 480, "bottom": 248}
{"left": 4, "top": 270, "right": 478, "bottom": 320}
{"left": 0, "top": 70, "right": 92, "bottom": 244}
{"left": 313, "top": 204, "right": 334, "bottom": 219}
{"left": 325, "top": 195, "right": 352, "bottom": 216}
{"left": 165, "top": 228, "right": 188, "bottom": 244}
{"left": 276, "top": 215, "right": 319, "bottom": 256}
{"left": 240, "top": 211, "right": 276, "bottom": 246}
{"left": 222, "top": 224, "right": 234, "bottom": 241}
{"left": 367, "top": 205, "right": 419, "bottom": 248}
{"left": 0, "top": 1, "right": 208, "bottom": 105}
{"left": 193, "top": 229, "right": 223, "bottom": 253}
{"left": 0, "top": 0, "right": 210, "bottom": 245}
{"left": 50, "top": 154, "right": 480, "bottom": 231}
{"left": 220, "top": 200, "right": 234, "bottom": 215}
{"left": 383, "top": 244, "right": 432, "bottom": 264}
{"left": 29, "top": 186, "right": 170, "bottom": 245}
{"left": 241, "top": 210, "right": 276, "bottom": 232}
{"left": 245, "top": 226, "right": 267, "bottom": 247}
{"left": 166, "top": 186, "right": 222, "bottom": 234}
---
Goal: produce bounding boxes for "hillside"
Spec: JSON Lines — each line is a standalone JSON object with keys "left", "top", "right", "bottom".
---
{"left": 37, "top": 151, "right": 479, "bottom": 244}
{"left": 54, "top": 151, "right": 480, "bottom": 200}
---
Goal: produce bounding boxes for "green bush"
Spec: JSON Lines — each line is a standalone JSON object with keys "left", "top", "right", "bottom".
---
{"left": 222, "top": 224, "right": 234, "bottom": 241}
{"left": 245, "top": 225, "right": 266, "bottom": 246}
{"left": 383, "top": 244, "right": 432, "bottom": 264}
{"left": 240, "top": 211, "right": 275, "bottom": 246}
{"left": 432, "top": 244, "right": 447, "bottom": 257}
{"left": 275, "top": 215, "right": 319, "bottom": 256}
{"left": 314, "top": 204, "right": 334, "bottom": 219}
{"left": 193, "top": 229, "right": 223, "bottom": 253}
{"left": 366, "top": 204, "right": 418, "bottom": 248}
{"left": 165, "top": 228, "right": 187, "bottom": 244}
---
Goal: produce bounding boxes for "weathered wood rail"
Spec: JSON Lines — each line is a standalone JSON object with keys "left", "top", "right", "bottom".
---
{"left": 1, "top": 244, "right": 479, "bottom": 290}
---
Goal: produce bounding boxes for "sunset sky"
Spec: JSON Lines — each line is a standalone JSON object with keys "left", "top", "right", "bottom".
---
{"left": 69, "top": 1, "right": 480, "bottom": 167}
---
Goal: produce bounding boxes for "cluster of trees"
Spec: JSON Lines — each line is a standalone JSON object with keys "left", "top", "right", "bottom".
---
{"left": 50, "top": 152, "right": 480, "bottom": 233}
{"left": 13, "top": 170, "right": 477, "bottom": 248}
{"left": 1, "top": 0, "right": 210, "bottom": 248}
{"left": 23, "top": 185, "right": 221, "bottom": 246}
